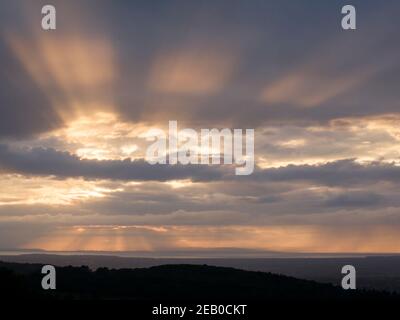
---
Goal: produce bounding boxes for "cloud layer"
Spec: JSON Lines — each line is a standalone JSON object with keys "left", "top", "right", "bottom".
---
{"left": 1, "top": 0, "right": 400, "bottom": 253}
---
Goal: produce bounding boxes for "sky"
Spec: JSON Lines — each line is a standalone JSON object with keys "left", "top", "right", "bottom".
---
{"left": 1, "top": 0, "right": 400, "bottom": 254}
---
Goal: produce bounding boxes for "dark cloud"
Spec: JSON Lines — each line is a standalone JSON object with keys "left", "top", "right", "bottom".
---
{"left": 1, "top": 0, "right": 400, "bottom": 138}
{"left": 0, "top": 144, "right": 224, "bottom": 181}
{"left": 2, "top": 143, "right": 400, "bottom": 187}
{"left": 324, "top": 191, "right": 384, "bottom": 208}
{"left": 0, "top": 40, "right": 62, "bottom": 138}
{"left": 253, "top": 159, "right": 400, "bottom": 186}
{"left": 110, "top": 0, "right": 400, "bottom": 127}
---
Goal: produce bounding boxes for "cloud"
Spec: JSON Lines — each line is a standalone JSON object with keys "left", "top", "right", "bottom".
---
{"left": 1, "top": 0, "right": 400, "bottom": 137}
{"left": 2, "top": 142, "right": 400, "bottom": 188}
{"left": 148, "top": 47, "right": 235, "bottom": 95}
{"left": 0, "top": 144, "right": 224, "bottom": 182}
{"left": 1, "top": 0, "right": 400, "bottom": 253}
{"left": 0, "top": 39, "right": 61, "bottom": 137}
{"left": 324, "top": 191, "right": 384, "bottom": 208}
{"left": 254, "top": 159, "right": 400, "bottom": 186}
{"left": 260, "top": 64, "right": 381, "bottom": 108}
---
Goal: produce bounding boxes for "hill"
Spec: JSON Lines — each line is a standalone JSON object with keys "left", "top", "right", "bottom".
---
{"left": 0, "top": 260, "right": 398, "bottom": 301}
{"left": 2, "top": 253, "right": 400, "bottom": 292}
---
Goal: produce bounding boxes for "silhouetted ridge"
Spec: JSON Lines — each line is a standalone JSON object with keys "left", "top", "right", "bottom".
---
{"left": 0, "top": 261, "right": 398, "bottom": 301}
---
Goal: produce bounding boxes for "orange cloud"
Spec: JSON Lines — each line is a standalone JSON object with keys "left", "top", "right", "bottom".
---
{"left": 261, "top": 67, "right": 377, "bottom": 108}
{"left": 149, "top": 47, "right": 235, "bottom": 95}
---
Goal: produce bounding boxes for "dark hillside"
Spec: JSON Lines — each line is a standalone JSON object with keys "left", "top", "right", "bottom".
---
{"left": 0, "top": 261, "right": 398, "bottom": 301}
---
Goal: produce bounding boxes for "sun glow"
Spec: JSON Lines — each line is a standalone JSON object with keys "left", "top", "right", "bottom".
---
{"left": 0, "top": 175, "right": 122, "bottom": 206}
{"left": 21, "top": 225, "right": 400, "bottom": 253}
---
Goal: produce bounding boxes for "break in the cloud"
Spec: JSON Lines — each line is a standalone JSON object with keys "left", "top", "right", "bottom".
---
{"left": 1, "top": 0, "right": 400, "bottom": 253}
